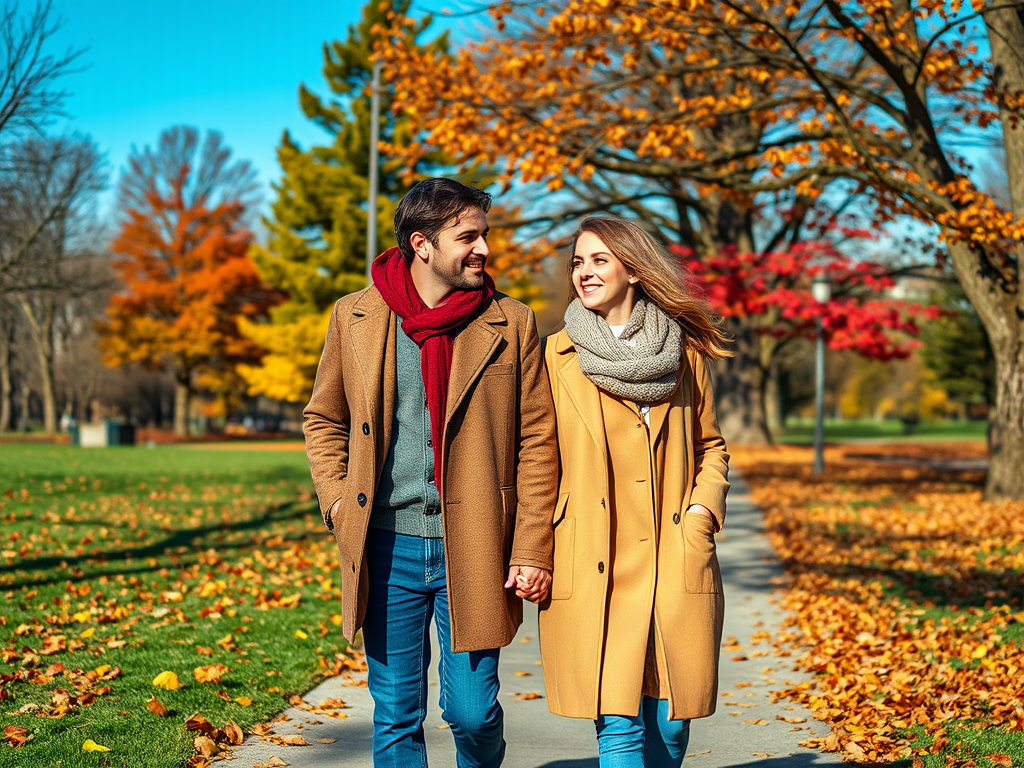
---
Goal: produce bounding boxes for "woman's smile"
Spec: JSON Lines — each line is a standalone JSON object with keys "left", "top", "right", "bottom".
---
{"left": 572, "top": 231, "right": 636, "bottom": 325}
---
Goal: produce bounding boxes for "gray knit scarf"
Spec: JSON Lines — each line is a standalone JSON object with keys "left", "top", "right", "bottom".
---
{"left": 563, "top": 297, "right": 683, "bottom": 402}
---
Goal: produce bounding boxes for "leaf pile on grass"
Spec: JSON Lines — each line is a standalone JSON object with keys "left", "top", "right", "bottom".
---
{"left": 0, "top": 444, "right": 355, "bottom": 768}
{"left": 734, "top": 443, "right": 1024, "bottom": 765}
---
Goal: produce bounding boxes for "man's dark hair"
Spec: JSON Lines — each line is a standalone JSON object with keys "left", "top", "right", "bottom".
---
{"left": 394, "top": 178, "right": 492, "bottom": 262}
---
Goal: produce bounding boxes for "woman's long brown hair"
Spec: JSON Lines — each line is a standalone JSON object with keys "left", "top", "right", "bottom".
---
{"left": 567, "top": 217, "right": 732, "bottom": 360}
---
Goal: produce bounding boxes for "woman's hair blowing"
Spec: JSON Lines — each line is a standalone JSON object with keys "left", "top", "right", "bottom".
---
{"left": 568, "top": 217, "right": 732, "bottom": 360}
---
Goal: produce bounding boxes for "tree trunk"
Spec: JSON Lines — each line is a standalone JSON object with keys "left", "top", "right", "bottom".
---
{"left": 976, "top": 4, "right": 1024, "bottom": 501}
{"left": 714, "top": 324, "right": 772, "bottom": 445}
{"left": 35, "top": 337, "right": 56, "bottom": 434}
{"left": 174, "top": 371, "right": 191, "bottom": 437}
{"left": 985, "top": 341, "right": 1024, "bottom": 500}
{"left": 764, "top": 362, "right": 783, "bottom": 431}
{"left": 0, "top": 323, "right": 12, "bottom": 433}
{"left": 16, "top": 295, "right": 58, "bottom": 433}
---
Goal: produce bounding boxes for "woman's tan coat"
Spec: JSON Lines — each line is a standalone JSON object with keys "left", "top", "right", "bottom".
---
{"left": 539, "top": 329, "right": 730, "bottom": 721}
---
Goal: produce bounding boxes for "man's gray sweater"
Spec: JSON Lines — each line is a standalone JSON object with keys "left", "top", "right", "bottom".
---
{"left": 370, "top": 319, "right": 443, "bottom": 538}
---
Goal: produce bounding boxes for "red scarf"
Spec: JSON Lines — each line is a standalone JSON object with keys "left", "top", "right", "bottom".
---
{"left": 371, "top": 246, "right": 495, "bottom": 494}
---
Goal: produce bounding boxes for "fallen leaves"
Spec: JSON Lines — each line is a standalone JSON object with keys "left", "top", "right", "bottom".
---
{"left": 81, "top": 739, "right": 111, "bottom": 752}
{"left": 776, "top": 715, "right": 807, "bottom": 723}
{"left": 152, "top": 671, "right": 182, "bottom": 690}
{"left": 147, "top": 696, "right": 168, "bottom": 716}
{"left": 513, "top": 691, "right": 543, "bottom": 700}
{"left": 736, "top": 443, "right": 1024, "bottom": 763}
{"left": 268, "top": 734, "right": 307, "bottom": 746}
{"left": 284, "top": 694, "right": 350, "bottom": 718}
{"left": 193, "top": 664, "right": 229, "bottom": 684}
{"left": 0, "top": 448, "right": 354, "bottom": 766}
{"left": 3, "top": 725, "right": 31, "bottom": 747}
{"left": 184, "top": 714, "right": 243, "bottom": 746}
{"left": 253, "top": 758, "right": 288, "bottom": 768}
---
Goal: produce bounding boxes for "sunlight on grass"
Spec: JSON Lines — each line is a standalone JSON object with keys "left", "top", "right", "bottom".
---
{"left": 0, "top": 444, "right": 352, "bottom": 768}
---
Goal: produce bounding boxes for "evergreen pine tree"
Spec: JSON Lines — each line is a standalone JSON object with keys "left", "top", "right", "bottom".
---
{"left": 239, "top": 1, "right": 449, "bottom": 402}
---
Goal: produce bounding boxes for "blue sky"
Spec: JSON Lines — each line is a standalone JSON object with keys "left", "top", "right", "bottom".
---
{"left": 47, "top": 0, "right": 365, "bottom": 210}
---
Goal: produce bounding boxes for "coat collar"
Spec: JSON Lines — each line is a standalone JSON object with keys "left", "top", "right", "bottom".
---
{"left": 551, "top": 328, "right": 689, "bottom": 449}
{"left": 348, "top": 285, "right": 508, "bottom": 433}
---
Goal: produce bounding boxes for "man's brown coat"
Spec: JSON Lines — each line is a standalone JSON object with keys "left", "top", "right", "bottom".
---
{"left": 303, "top": 286, "right": 557, "bottom": 652}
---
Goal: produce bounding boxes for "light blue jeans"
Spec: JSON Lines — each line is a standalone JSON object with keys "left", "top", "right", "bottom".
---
{"left": 362, "top": 529, "right": 505, "bottom": 768}
{"left": 595, "top": 696, "right": 691, "bottom": 768}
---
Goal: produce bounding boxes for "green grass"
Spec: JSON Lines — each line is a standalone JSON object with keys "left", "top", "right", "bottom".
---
{"left": 774, "top": 418, "right": 988, "bottom": 444}
{"left": 0, "top": 443, "right": 350, "bottom": 768}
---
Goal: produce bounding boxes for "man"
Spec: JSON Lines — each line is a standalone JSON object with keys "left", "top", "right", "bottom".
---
{"left": 304, "top": 178, "right": 557, "bottom": 767}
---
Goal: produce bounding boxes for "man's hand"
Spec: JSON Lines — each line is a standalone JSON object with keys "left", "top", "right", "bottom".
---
{"left": 504, "top": 565, "right": 552, "bottom": 604}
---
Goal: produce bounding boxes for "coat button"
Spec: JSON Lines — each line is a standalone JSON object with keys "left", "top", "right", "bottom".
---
{"left": 362, "top": 423, "right": 370, "bottom": 435}
{"left": 357, "top": 493, "right": 367, "bottom": 507}
{"left": 673, "top": 512, "right": 681, "bottom": 525}
{"left": 598, "top": 561, "right": 605, "bottom": 574}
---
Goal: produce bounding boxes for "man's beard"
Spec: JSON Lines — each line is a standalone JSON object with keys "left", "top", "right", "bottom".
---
{"left": 431, "top": 253, "right": 485, "bottom": 291}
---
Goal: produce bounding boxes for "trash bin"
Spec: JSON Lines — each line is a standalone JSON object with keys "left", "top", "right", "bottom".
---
{"left": 105, "top": 420, "right": 136, "bottom": 446}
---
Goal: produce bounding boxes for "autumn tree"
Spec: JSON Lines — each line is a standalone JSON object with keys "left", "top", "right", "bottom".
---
{"left": 98, "top": 127, "right": 279, "bottom": 436}
{"left": 380, "top": 0, "right": 1024, "bottom": 500}
{"left": 378, "top": 1, "right": 903, "bottom": 446}
{"left": 685, "top": 240, "right": 939, "bottom": 373}
{"left": 241, "top": 0, "right": 547, "bottom": 404}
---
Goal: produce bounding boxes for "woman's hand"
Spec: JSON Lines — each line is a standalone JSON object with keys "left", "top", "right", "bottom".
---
{"left": 686, "top": 503, "right": 715, "bottom": 527}
{"left": 505, "top": 565, "right": 552, "bottom": 603}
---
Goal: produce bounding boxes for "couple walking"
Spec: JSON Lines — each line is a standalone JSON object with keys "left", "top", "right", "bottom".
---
{"left": 303, "top": 178, "right": 731, "bottom": 768}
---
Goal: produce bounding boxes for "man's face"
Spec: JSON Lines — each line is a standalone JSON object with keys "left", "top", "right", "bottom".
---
{"left": 425, "top": 207, "right": 490, "bottom": 291}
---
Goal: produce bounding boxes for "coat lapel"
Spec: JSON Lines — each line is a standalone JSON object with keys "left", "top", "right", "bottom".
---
{"left": 348, "top": 288, "right": 395, "bottom": 475}
{"left": 649, "top": 358, "right": 689, "bottom": 446}
{"left": 553, "top": 331, "right": 608, "bottom": 460}
{"left": 445, "top": 300, "right": 506, "bottom": 425}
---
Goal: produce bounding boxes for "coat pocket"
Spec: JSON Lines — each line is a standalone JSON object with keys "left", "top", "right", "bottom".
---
{"left": 683, "top": 511, "right": 722, "bottom": 594}
{"left": 551, "top": 494, "right": 574, "bottom": 600}
{"left": 551, "top": 519, "right": 575, "bottom": 600}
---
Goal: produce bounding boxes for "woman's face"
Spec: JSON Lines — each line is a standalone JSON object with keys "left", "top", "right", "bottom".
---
{"left": 571, "top": 231, "right": 637, "bottom": 325}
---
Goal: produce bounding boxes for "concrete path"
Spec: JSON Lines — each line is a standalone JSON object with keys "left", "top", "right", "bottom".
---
{"left": 231, "top": 472, "right": 843, "bottom": 768}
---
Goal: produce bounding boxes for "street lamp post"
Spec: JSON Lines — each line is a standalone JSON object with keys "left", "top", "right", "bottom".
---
{"left": 366, "top": 59, "right": 382, "bottom": 287}
{"left": 811, "top": 274, "right": 831, "bottom": 475}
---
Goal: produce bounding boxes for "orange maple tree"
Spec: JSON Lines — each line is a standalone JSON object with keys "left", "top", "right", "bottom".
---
{"left": 98, "top": 127, "right": 280, "bottom": 435}
{"left": 378, "top": 0, "right": 1024, "bottom": 500}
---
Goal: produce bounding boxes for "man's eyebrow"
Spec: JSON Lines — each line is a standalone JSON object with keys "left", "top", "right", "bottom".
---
{"left": 455, "top": 226, "right": 488, "bottom": 237}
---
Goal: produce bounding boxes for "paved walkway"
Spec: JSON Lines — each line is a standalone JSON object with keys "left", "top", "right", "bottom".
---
{"left": 232, "top": 473, "right": 843, "bottom": 767}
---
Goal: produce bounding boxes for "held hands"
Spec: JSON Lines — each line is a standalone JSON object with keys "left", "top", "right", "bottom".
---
{"left": 505, "top": 565, "right": 551, "bottom": 604}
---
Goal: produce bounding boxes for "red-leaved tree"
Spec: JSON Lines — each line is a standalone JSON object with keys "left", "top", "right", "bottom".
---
{"left": 681, "top": 241, "right": 940, "bottom": 435}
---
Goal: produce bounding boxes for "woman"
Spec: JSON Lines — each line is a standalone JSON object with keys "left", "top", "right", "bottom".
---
{"left": 537, "top": 217, "right": 731, "bottom": 768}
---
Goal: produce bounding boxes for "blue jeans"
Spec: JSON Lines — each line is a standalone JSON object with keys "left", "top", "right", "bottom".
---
{"left": 362, "top": 529, "right": 505, "bottom": 768}
{"left": 595, "top": 697, "right": 691, "bottom": 768}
